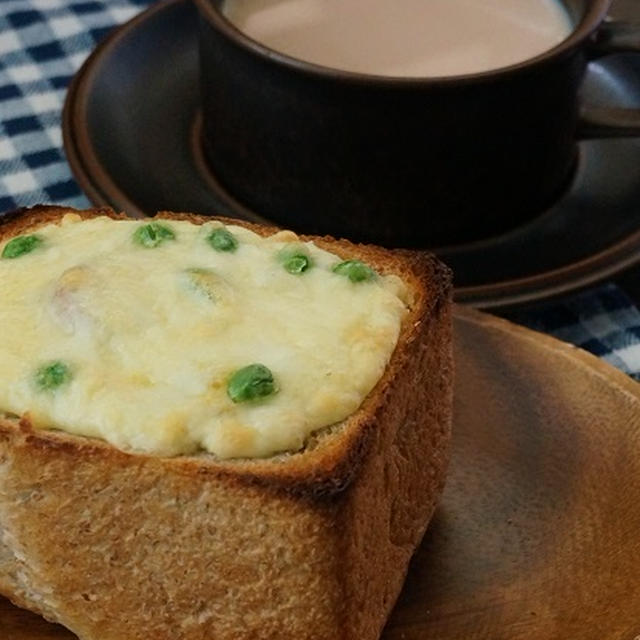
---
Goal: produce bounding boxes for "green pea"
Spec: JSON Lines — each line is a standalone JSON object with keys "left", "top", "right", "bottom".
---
{"left": 332, "top": 259, "right": 376, "bottom": 283}
{"left": 207, "top": 228, "right": 238, "bottom": 252}
{"left": 278, "top": 246, "right": 313, "bottom": 274}
{"left": 35, "top": 361, "right": 72, "bottom": 391}
{"left": 2, "top": 234, "right": 43, "bottom": 259}
{"left": 227, "top": 364, "right": 277, "bottom": 403}
{"left": 133, "top": 223, "right": 175, "bottom": 248}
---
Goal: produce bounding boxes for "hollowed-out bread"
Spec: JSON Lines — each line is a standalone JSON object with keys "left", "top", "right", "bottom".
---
{"left": 0, "top": 205, "right": 453, "bottom": 640}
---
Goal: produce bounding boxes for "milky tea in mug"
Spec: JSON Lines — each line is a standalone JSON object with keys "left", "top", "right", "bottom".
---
{"left": 222, "top": 0, "right": 573, "bottom": 77}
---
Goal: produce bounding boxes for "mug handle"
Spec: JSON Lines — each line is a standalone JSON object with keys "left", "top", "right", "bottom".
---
{"left": 578, "top": 18, "right": 640, "bottom": 138}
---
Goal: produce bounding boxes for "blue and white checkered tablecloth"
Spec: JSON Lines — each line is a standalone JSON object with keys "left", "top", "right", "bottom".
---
{"left": 1, "top": 0, "right": 640, "bottom": 380}
{"left": 0, "top": 0, "right": 148, "bottom": 211}
{"left": 505, "top": 284, "right": 640, "bottom": 380}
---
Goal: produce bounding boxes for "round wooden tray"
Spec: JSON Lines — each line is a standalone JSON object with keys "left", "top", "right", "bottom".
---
{"left": 3, "top": 306, "right": 640, "bottom": 639}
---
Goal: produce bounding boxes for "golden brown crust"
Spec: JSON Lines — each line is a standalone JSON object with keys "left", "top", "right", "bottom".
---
{"left": 0, "top": 205, "right": 453, "bottom": 640}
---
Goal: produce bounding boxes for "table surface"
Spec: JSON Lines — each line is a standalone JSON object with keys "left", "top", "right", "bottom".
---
{"left": 0, "top": 0, "right": 639, "bottom": 381}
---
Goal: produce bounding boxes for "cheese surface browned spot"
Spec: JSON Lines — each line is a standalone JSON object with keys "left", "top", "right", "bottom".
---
{"left": 0, "top": 216, "right": 408, "bottom": 458}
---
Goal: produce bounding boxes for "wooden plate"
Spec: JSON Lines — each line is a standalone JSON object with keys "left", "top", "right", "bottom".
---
{"left": 3, "top": 306, "right": 640, "bottom": 639}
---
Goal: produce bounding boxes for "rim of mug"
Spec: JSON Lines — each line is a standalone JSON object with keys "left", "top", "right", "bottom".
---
{"left": 194, "top": 0, "right": 612, "bottom": 85}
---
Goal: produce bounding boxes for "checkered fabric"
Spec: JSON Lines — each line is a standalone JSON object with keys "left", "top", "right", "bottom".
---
{"left": 0, "top": 0, "right": 149, "bottom": 211}
{"left": 0, "top": 0, "right": 639, "bottom": 380}
{"left": 505, "top": 284, "right": 640, "bottom": 380}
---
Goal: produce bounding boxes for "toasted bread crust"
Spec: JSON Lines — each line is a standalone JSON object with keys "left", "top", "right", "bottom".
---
{"left": 0, "top": 206, "right": 452, "bottom": 640}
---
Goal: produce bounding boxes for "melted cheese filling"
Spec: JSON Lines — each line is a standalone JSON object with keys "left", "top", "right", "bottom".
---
{"left": 0, "top": 215, "right": 409, "bottom": 458}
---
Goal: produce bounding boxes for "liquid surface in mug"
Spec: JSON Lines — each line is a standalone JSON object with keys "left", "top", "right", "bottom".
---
{"left": 222, "top": 0, "right": 573, "bottom": 77}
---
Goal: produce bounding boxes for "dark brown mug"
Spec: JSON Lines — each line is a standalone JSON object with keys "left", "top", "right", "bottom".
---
{"left": 195, "top": 0, "right": 640, "bottom": 248}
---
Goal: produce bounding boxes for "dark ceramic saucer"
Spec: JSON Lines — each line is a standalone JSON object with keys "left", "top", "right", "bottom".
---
{"left": 63, "top": 0, "right": 640, "bottom": 309}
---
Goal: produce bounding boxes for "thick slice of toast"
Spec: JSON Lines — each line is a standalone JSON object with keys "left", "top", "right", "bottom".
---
{"left": 0, "top": 205, "right": 452, "bottom": 640}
